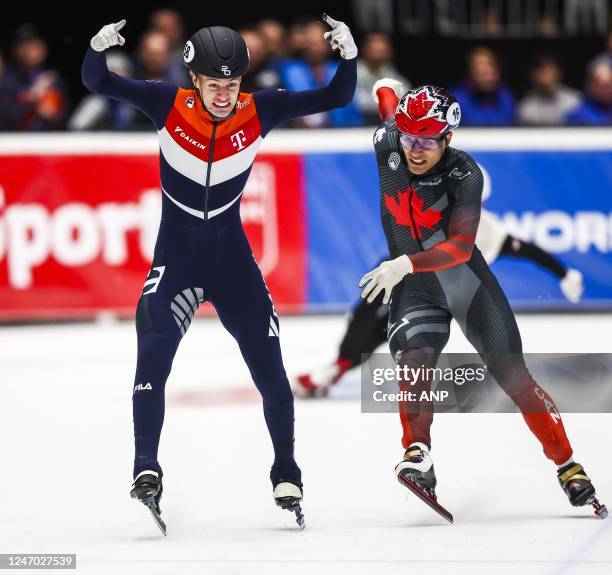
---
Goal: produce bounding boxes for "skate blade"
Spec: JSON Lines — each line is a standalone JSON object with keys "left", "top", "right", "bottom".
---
{"left": 142, "top": 496, "right": 167, "bottom": 536}
{"left": 398, "top": 474, "right": 453, "bottom": 524}
{"left": 589, "top": 497, "right": 608, "bottom": 520}
{"left": 276, "top": 498, "right": 305, "bottom": 530}
{"left": 289, "top": 504, "right": 306, "bottom": 530}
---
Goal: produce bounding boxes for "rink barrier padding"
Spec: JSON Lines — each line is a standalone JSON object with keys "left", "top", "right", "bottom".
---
{"left": 0, "top": 129, "right": 610, "bottom": 320}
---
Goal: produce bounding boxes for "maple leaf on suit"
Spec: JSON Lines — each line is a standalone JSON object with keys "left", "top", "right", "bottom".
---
{"left": 385, "top": 186, "right": 442, "bottom": 239}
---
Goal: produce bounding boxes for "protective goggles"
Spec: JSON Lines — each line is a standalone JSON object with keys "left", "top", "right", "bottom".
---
{"left": 399, "top": 134, "right": 446, "bottom": 151}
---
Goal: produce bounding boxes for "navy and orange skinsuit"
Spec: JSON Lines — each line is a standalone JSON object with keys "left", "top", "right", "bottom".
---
{"left": 373, "top": 87, "right": 573, "bottom": 465}
{"left": 82, "top": 46, "right": 357, "bottom": 485}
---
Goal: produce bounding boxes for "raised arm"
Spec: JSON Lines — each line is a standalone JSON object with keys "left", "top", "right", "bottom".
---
{"left": 254, "top": 14, "right": 358, "bottom": 134}
{"left": 82, "top": 20, "right": 177, "bottom": 130}
{"left": 373, "top": 78, "right": 403, "bottom": 122}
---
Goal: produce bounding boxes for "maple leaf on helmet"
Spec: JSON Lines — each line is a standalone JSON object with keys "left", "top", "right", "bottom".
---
{"left": 395, "top": 85, "right": 461, "bottom": 137}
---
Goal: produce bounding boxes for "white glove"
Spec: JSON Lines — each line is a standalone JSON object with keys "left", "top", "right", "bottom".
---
{"left": 322, "top": 14, "right": 358, "bottom": 60}
{"left": 359, "top": 255, "right": 413, "bottom": 304}
{"left": 90, "top": 20, "right": 127, "bottom": 52}
{"left": 372, "top": 78, "right": 404, "bottom": 104}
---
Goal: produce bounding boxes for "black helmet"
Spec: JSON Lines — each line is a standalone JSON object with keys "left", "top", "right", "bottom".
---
{"left": 183, "top": 26, "right": 249, "bottom": 78}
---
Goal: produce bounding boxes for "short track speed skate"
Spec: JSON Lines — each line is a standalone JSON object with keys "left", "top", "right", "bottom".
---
{"left": 558, "top": 462, "right": 608, "bottom": 519}
{"left": 274, "top": 481, "right": 305, "bottom": 529}
{"left": 130, "top": 470, "right": 167, "bottom": 535}
{"left": 395, "top": 443, "right": 453, "bottom": 524}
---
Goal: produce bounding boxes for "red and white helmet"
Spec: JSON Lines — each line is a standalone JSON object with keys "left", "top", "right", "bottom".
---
{"left": 395, "top": 85, "right": 461, "bottom": 136}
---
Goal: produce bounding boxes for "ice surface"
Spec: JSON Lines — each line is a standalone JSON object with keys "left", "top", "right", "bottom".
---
{"left": 1, "top": 314, "right": 610, "bottom": 575}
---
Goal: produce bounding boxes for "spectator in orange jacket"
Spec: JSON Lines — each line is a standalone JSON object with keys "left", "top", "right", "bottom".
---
{"left": 1, "top": 24, "right": 68, "bottom": 131}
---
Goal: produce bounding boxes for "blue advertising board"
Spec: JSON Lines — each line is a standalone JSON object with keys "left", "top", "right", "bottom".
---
{"left": 304, "top": 150, "right": 612, "bottom": 311}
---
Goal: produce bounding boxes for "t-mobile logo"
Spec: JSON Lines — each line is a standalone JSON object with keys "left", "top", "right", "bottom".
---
{"left": 230, "top": 130, "right": 247, "bottom": 151}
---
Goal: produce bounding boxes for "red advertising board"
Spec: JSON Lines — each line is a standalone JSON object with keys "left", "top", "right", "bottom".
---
{"left": 0, "top": 152, "right": 306, "bottom": 320}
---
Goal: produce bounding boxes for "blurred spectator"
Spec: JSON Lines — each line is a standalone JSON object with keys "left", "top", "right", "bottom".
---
{"left": 589, "top": 30, "right": 612, "bottom": 69}
{"left": 239, "top": 28, "right": 282, "bottom": 92}
{"left": 257, "top": 19, "right": 289, "bottom": 65}
{"left": 356, "top": 32, "right": 410, "bottom": 125}
{"left": 538, "top": 14, "right": 559, "bottom": 37}
{"left": 453, "top": 47, "right": 515, "bottom": 126}
{"left": 69, "top": 51, "right": 142, "bottom": 130}
{"left": 133, "top": 31, "right": 175, "bottom": 83}
{"left": 482, "top": 7, "right": 502, "bottom": 37}
{"left": 286, "top": 20, "right": 309, "bottom": 59}
{"left": 280, "top": 20, "right": 363, "bottom": 127}
{"left": 1, "top": 24, "right": 68, "bottom": 131}
{"left": 518, "top": 55, "right": 580, "bottom": 125}
{"left": 149, "top": 8, "right": 189, "bottom": 86}
{"left": 566, "top": 60, "right": 612, "bottom": 125}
